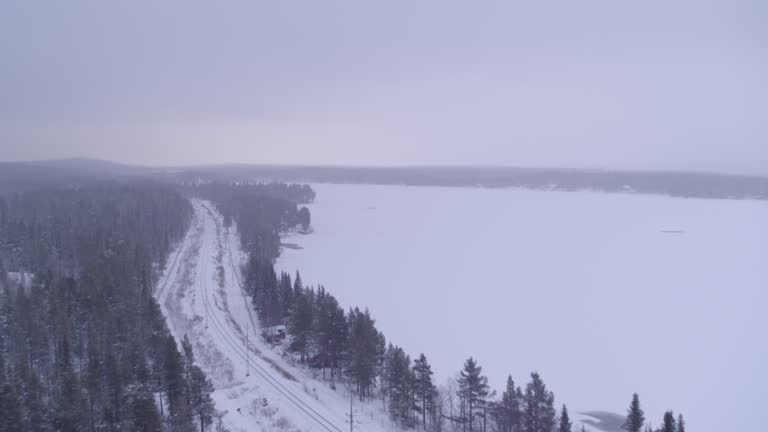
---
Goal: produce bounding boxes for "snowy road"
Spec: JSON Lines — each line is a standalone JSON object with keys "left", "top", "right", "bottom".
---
{"left": 155, "top": 200, "right": 393, "bottom": 432}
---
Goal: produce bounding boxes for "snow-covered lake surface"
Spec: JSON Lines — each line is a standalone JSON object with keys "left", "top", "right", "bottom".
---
{"left": 277, "top": 184, "right": 768, "bottom": 432}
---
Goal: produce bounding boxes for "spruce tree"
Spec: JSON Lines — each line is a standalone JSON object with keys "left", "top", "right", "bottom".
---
{"left": 293, "top": 271, "right": 303, "bottom": 298}
{"left": 677, "top": 414, "right": 685, "bottom": 432}
{"left": 622, "top": 393, "right": 645, "bottom": 432}
{"left": 559, "top": 405, "right": 572, "bottom": 432}
{"left": 264, "top": 281, "right": 282, "bottom": 327}
{"left": 660, "top": 411, "right": 676, "bottom": 432}
{"left": 278, "top": 272, "right": 293, "bottom": 319}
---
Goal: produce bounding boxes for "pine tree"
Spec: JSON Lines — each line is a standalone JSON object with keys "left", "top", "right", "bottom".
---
{"left": 182, "top": 335, "right": 195, "bottom": 368}
{"left": 386, "top": 345, "right": 412, "bottom": 428}
{"left": 457, "top": 357, "right": 489, "bottom": 432}
{"left": 0, "top": 382, "right": 23, "bottom": 432}
{"left": 328, "top": 301, "right": 348, "bottom": 378}
{"left": 124, "top": 382, "right": 163, "bottom": 432}
{"left": 15, "top": 360, "right": 48, "bottom": 432}
{"left": 189, "top": 365, "right": 215, "bottom": 432}
{"left": 413, "top": 353, "right": 436, "bottom": 430}
{"left": 522, "top": 372, "right": 556, "bottom": 432}
{"left": 677, "top": 414, "right": 685, "bottom": 432}
{"left": 559, "top": 405, "right": 572, "bottom": 432}
{"left": 104, "top": 346, "right": 122, "bottom": 428}
{"left": 163, "top": 335, "right": 185, "bottom": 417}
{"left": 181, "top": 334, "right": 195, "bottom": 404}
{"left": 289, "top": 289, "right": 314, "bottom": 362}
{"left": 494, "top": 375, "right": 522, "bottom": 432}
{"left": 622, "top": 393, "right": 645, "bottom": 432}
{"left": 346, "top": 308, "right": 379, "bottom": 398}
{"left": 312, "top": 289, "right": 348, "bottom": 378}
{"left": 51, "top": 336, "right": 86, "bottom": 432}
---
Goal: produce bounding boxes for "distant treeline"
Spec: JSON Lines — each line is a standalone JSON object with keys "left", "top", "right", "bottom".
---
{"left": 174, "top": 165, "right": 768, "bottom": 200}
{"left": 187, "top": 182, "right": 313, "bottom": 260}
{"left": 201, "top": 182, "right": 688, "bottom": 432}
{"left": 3, "top": 159, "right": 766, "bottom": 200}
{"left": 0, "top": 183, "right": 218, "bottom": 432}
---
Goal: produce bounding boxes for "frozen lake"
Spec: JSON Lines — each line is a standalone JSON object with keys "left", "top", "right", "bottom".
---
{"left": 276, "top": 183, "right": 768, "bottom": 432}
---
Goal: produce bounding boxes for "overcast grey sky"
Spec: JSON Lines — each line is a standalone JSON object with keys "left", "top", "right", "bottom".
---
{"left": 1, "top": 1, "right": 766, "bottom": 174}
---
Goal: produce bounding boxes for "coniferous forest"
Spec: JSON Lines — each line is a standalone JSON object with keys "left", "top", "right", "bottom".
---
{"left": 0, "top": 176, "right": 687, "bottom": 432}
{"left": 0, "top": 182, "right": 219, "bottom": 431}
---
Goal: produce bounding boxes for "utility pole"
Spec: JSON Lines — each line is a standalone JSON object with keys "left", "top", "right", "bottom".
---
{"left": 344, "top": 376, "right": 360, "bottom": 432}
{"left": 348, "top": 390, "right": 354, "bottom": 432}
{"left": 245, "top": 324, "right": 250, "bottom": 377}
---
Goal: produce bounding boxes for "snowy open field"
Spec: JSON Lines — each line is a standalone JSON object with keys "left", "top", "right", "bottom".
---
{"left": 276, "top": 184, "right": 768, "bottom": 432}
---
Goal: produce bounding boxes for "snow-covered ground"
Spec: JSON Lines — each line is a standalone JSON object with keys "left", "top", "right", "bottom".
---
{"left": 156, "top": 200, "right": 395, "bottom": 432}
{"left": 276, "top": 184, "right": 768, "bottom": 432}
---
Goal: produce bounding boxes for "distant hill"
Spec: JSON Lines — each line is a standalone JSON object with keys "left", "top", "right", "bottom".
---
{"left": 22, "top": 158, "right": 149, "bottom": 175}
{"left": 0, "top": 158, "right": 149, "bottom": 193}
